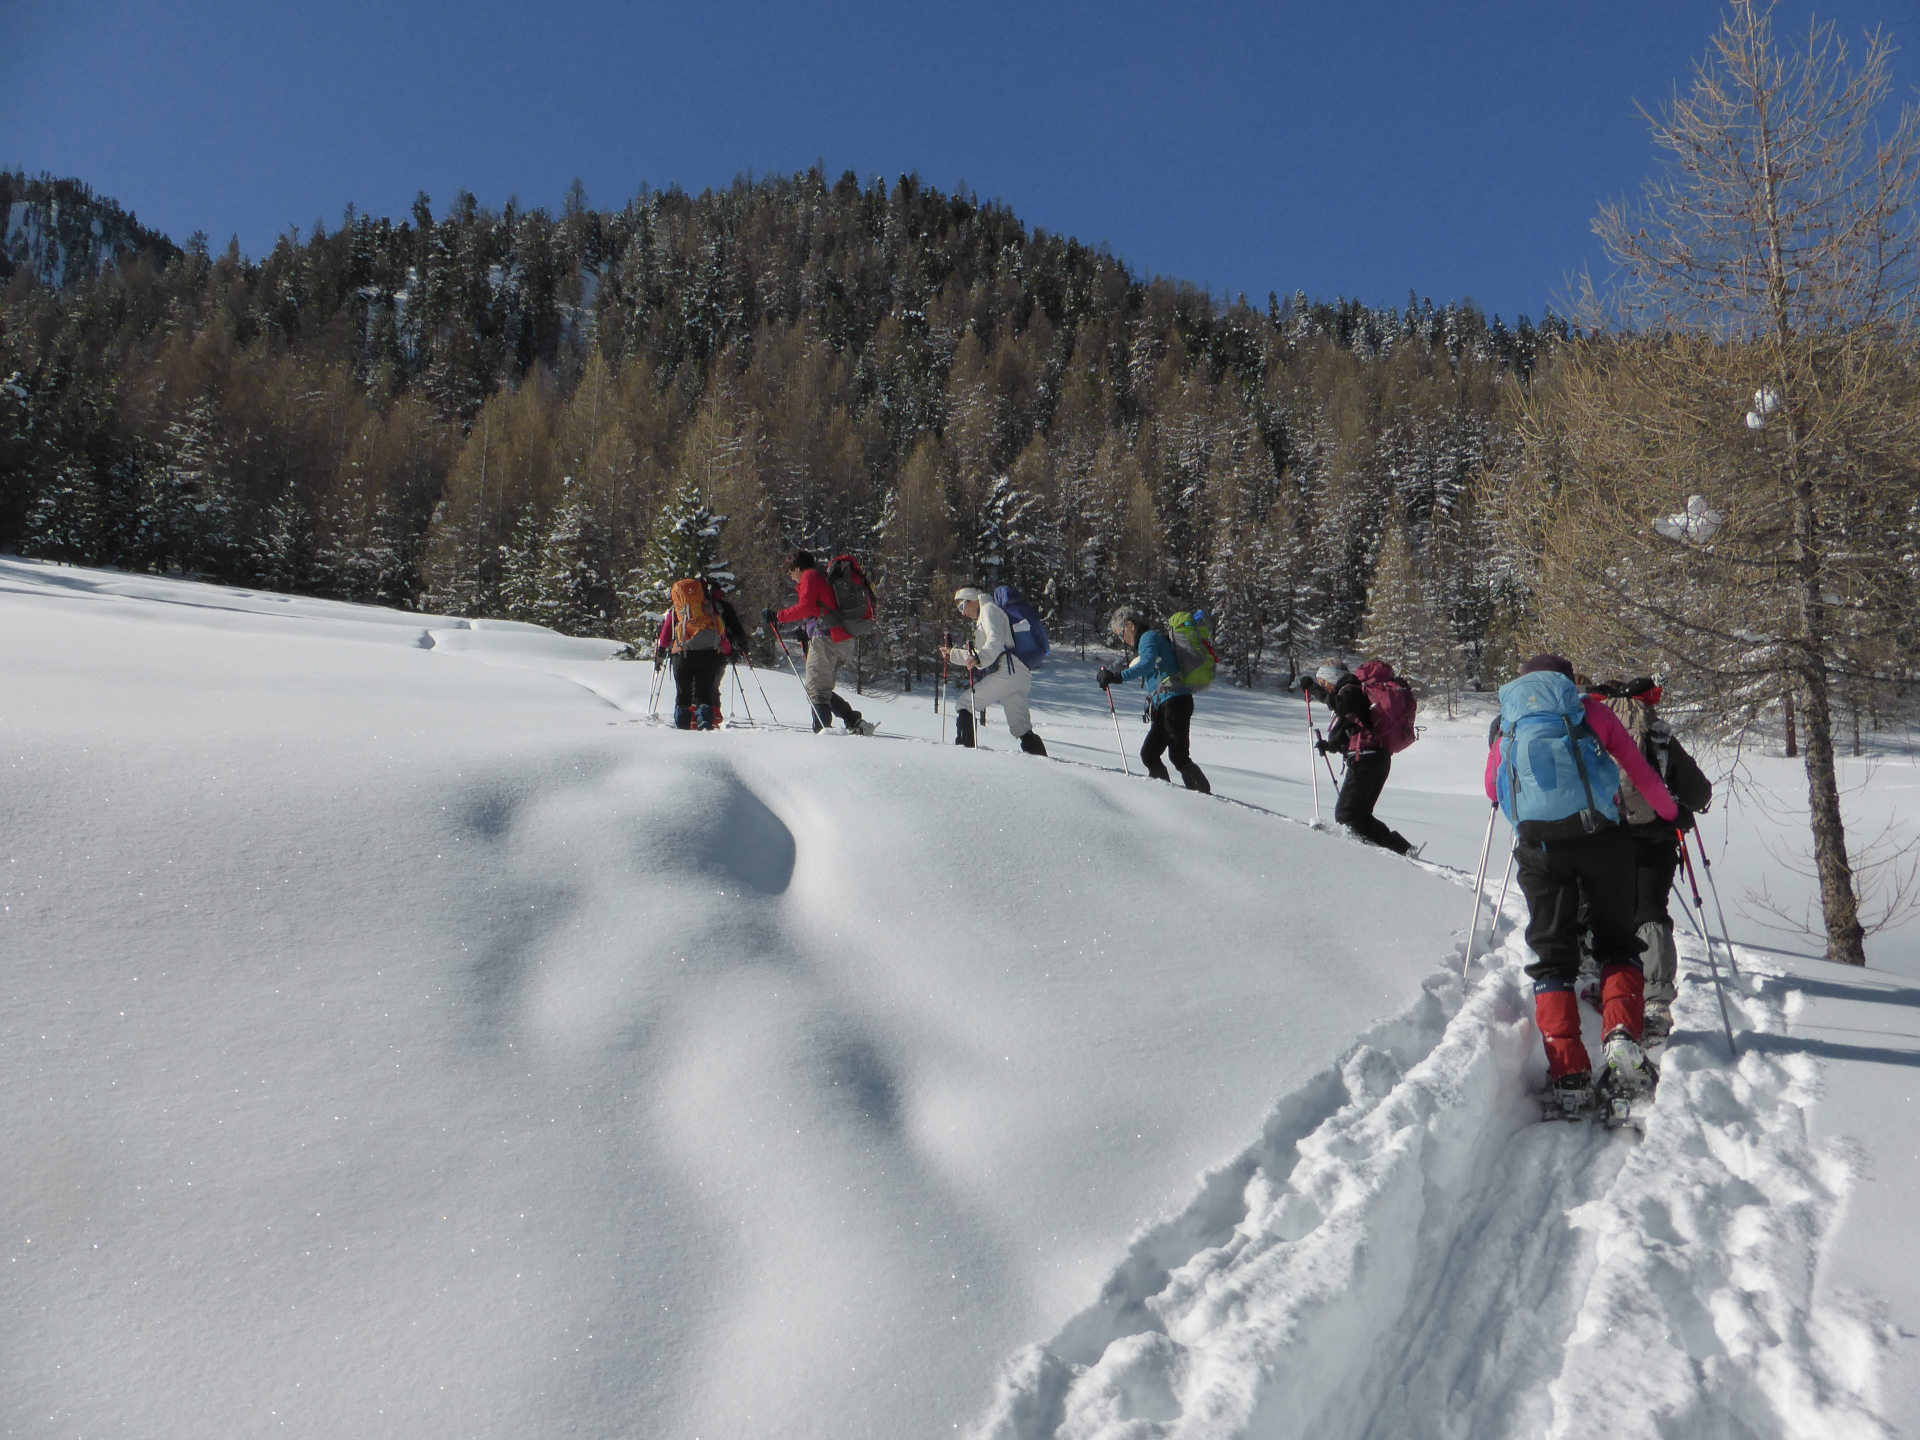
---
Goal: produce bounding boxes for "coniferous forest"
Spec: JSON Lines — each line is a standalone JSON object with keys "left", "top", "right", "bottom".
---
{"left": 1, "top": 166, "right": 1566, "bottom": 694}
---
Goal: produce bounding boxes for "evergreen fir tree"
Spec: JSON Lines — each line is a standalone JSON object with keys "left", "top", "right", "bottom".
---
{"left": 624, "top": 478, "right": 732, "bottom": 630}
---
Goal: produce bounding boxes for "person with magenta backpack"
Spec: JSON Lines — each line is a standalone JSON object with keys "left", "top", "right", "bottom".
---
{"left": 1300, "top": 660, "right": 1418, "bottom": 855}
{"left": 1489, "top": 653, "right": 1681, "bottom": 1122}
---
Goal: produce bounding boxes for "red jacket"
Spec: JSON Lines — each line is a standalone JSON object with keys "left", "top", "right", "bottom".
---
{"left": 1485, "top": 694, "right": 1680, "bottom": 823}
{"left": 775, "top": 568, "right": 852, "bottom": 643}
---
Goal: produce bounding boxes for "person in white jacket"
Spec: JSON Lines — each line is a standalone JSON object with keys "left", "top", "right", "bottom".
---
{"left": 940, "top": 587, "right": 1047, "bottom": 755}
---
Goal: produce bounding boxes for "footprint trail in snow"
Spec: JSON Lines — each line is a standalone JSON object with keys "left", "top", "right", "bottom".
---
{"left": 972, "top": 908, "right": 1893, "bottom": 1440}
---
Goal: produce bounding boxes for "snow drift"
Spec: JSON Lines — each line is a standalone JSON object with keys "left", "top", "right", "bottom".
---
{"left": 3, "top": 556, "right": 1913, "bottom": 1440}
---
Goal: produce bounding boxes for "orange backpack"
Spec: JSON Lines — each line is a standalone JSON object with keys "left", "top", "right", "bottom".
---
{"left": 670, "top": 578, "right": 722, "bottom": 653}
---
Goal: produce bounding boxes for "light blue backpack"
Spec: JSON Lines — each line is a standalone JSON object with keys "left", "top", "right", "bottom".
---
{"left": 1496, "top": 671, "right": 1621, "bottom": 841}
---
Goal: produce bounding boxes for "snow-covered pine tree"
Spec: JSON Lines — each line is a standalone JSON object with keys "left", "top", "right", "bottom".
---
{"left": 503, "top": 484, "right": 617, "bottom": 635}
{"left": 1357, "top": 521, "right": 1450, "bottom": 703}
{"left": 623, "top": 477, "right": 733, "bottom": 638}
{"left": 874, "top": 434, "right": 955, "bottom": 686}
{"left": 21, "top": 461, "right": 103, "bottom": 563}
{"left": 139, "top": 398, "right": 235, "bottom": 576}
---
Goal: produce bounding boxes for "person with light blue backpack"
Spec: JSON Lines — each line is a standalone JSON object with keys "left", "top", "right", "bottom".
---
{"left": 1485, "top": 653, "right": 1680, "bottom": 1120}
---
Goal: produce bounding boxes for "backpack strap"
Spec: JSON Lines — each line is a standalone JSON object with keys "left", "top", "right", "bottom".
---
{"left": 1561, "top": 714, "right": 1604, "bottom": 833}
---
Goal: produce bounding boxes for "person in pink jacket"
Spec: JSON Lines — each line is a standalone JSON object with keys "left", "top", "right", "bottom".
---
{"left": 1487, "top": 654, "right": 1680, "bottom": 1116}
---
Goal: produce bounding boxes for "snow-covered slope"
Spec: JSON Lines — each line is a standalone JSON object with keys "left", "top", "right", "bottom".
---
{"left": 3, "top": 557, "right": 1915, "bottom": 1439}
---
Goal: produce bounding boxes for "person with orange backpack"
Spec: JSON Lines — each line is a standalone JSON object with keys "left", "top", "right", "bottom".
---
{"left": 654, "top": 576, "right": 738, "bottom": 730}
{"left": 1299, "top": 660, "right": 1419, "bottom": 855}
{"left": 762, "top": 548, "right": 877, "bottom": 735}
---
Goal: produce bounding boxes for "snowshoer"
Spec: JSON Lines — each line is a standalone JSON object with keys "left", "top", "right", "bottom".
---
{"left": 657, "top": 577, "right": 729, "bottom": 730}
{"left": 1299, "top": 662, "right": 1416, "bottom": 855}
{"left": 942, "top": 587, "right": 1047, "bottom": 754}
{"left": 1488, "top": 654, "right": 1680, "bottom": 1121}
{"left": 764, "top": 549, "right": 876, "bottom": 736}
{"left": 1097, "top": 609, "right": 1209, "bottom": 792}
{"left": 1599, "top": 676, "right": 1714, "bottom": 1040}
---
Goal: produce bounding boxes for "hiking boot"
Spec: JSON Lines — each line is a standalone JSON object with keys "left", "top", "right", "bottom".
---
{"left": 1018, "top": 730, "right": 1047, "bottom": 756}
{"left": 1599, "top": 1027, "right": 1658, "bottom": 1098}
{"left": 1642, "top": 1001, "right": 1673, "bottom": 1043}
{"left": 851, "top": 717, "right": 879, "bottom": 736}
{"left": 1542, "top": 1070, "right": 1595, "bottom": 1122}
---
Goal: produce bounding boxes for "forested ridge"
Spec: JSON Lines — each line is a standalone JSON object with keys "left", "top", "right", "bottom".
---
{"left": 1, "top": 166, "right": 1566, "bottom": 691}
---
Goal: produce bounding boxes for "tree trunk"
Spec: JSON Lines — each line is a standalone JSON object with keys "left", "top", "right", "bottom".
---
{"left": 1792, "top": 477, "right": 1867, "bottom": 964}
{"left": 1783, "top": 685, "right": 1797, "bottom": 756}
{"left": 1797, "top": 661, "right": 1867, "bottom": 963}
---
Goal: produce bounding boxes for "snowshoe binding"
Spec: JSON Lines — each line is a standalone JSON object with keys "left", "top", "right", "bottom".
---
{"left": 1595, "top": 1027, "right": 1659, "bottom": 1129}
{"left": 1541, "top": 1070, "right": 1596, "bottom": 1123}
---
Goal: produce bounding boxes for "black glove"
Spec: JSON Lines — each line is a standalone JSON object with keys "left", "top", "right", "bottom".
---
{"left": 653, "top": 649, "right": 665, "bottom": 671}
{"left": 1096, "top": 666, "right": 1119, "bottom": 689}
{"left": 1315, "top": 737, "right": 1333, "bottom": 755}
{"left": 762, "top": 608, "right": 778, "bottom": 626}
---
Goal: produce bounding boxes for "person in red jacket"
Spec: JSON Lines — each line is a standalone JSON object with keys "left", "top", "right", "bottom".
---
{"left": 763, "top": 549, "right": 875, "bottom": 735}
{"left": 1487, "top": 654, "right": 1680, "bottom": 1117}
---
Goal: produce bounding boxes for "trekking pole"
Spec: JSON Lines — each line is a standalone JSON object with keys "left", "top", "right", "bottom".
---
{"left": 771, "top": 625, "right": 805, "bottom": 688}
{"left": 1676, "top": 832, "right": 1740, "bottom": 1060}
{"left": 937, "top": 629, "right": 950, "bottom": 739}
{"left": 648, "top": 659, "right": 664, "bottom": 720}
{"left": 742, "top": 654, "right": 780, "bottom": 727}
{"left": 1104, "top": 684, "right": 1132, "bottom": 776}
{"left": 1461, "top": 801, "right": 1498, "bottom": 978}
{"left": 729, "top": 659, "right": 755, "bottom": 727}
{"left": 967, "top": 646, "right": 980, "bottom": 740}
{"left": 1302, "top": 688, "right": 1342, "bottom": 793}
{"left": 1686, "top": 829, "right": 1741, "bottom": 978}
{"left": 1492, "top": 842, "right": 1515, "bottom": 923}
{"left": 1304, "top": 691, "right": 1324, "bottom": 828}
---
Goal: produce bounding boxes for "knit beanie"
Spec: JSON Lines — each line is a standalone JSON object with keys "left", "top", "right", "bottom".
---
{"left": 1315, "top": 664, "right": 1351, "bottom": 688}
{"left": 954, "top": 587, "right": 988, "bottom": 608}
{"left": 1518, "top": 653, "right": 1575, "bottom": 680}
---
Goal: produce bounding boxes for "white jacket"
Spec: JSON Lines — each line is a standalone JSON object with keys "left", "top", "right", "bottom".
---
{"left": 968, "top": 598, "right": 1018, "bottom": 670}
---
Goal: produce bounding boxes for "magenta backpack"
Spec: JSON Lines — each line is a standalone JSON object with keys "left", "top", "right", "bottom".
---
{"left": 1355, "top": 660, "right": 1418, "bottom": 754}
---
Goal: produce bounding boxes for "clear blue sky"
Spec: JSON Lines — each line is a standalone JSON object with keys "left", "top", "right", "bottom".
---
{"left": 4, "top": 0, "right": 1910, "bottom": 321}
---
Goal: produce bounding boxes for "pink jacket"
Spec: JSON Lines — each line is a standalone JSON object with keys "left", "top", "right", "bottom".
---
{"left": 1485, "top": 694, "right": 1679, "bottom": 823}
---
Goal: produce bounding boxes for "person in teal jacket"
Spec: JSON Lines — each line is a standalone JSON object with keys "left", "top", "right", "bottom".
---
{"left": 1096, "top": 609, "right": 1211, "bottom": 793}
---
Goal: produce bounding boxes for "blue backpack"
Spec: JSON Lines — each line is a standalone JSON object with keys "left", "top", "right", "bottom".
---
{"left": 1496, "top": 671, "right": 1622, "bottom": 841}
{"left": 994, "top": 584, "right": 1050, "bottom": 668}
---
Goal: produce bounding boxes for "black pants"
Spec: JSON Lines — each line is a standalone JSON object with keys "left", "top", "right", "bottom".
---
{"left": 1633, "top": 833, "right": 1681, "bottom": 929}
{"left": 1143, "top": 695, "right": 1210, "bottom": 792}
{"left": 1334, "top": 750, "right": 1411, "bottom": 854}
{"left": 673, "top": 650, "right": 725, "bottom": 728}
{"left": 1516, "top": 828, "right": 1644, "bottom": 987}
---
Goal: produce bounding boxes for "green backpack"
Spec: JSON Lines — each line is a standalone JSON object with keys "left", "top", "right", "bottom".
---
{"left": 1165, "top": 611, "right": 1219, "bottom": 690}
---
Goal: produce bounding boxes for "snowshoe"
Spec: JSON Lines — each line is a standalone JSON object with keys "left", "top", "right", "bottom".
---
{"left": 1595, "top": 1028, "right": 1659, "bottom": 1129}
{"left": 851, "top": 718, "right": 879, "bottom": 736}
{"left": 1541, "top": 1071, "right": 1596, "bottom": 1123}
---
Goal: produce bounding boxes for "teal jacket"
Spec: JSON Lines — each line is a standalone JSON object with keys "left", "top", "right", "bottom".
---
{"left": 1119, "top": 629, "right": 1189, "bottom": 708}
